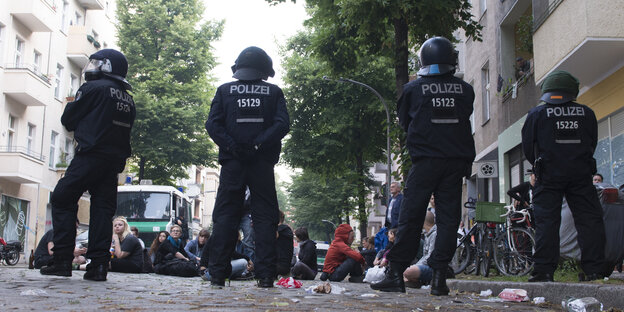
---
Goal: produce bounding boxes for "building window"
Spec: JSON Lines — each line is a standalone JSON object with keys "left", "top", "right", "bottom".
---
{"left": 15, "top": 37, "right": 25, "bottom": 67}
{"left": 61, "top": 1, "right": 69, "bottom": 32}
{"left": 75, "top": 12, "right": 83, "bottom": 26}
{"left": 64, "top": 138, "right": 74, "bottom": 163}
{"left": 33, "top": 51, "right": 42, "bottom": 73}
{"left": 480, "top": 0, "right": 487, "bottom": 16}
{"left": 27, "top": 124, "right": 36, "bottom": 155}
{"left": 0, "top": 24, "right": 5, "bottom": 65}
{"left": 69, "top": 74, "right": 79, "bottom": 97}
{"left": 595, "top": 110, "right": 624, "bottom": 186}
{"left": 49, "top": 131, "right": 58, "bottom": 168}
{"left": 54, "top": 64, "right": 64, "bottom": 99}
{"left": 481, "top": 63, "right": 490, "bottom": 125}
{"left": 468, "top": 80, "right": 475, "bottom": 134}
{"left": 7, "top": 115, "right": 16, "bottom": 148}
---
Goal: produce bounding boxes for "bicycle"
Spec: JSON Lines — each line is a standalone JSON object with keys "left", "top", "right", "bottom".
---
{"left": 493, "top": 205, "right": 535, "bottom": 276}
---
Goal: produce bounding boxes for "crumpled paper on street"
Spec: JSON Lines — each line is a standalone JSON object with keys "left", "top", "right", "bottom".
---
{"left": 305, "top": 282, "right": 345, "bottom": 294}
{"left": 498, "top": 288, "right": 529, "bottom": 302}
{"left": 276, "top": 277, "right": 303, "bottom": 289}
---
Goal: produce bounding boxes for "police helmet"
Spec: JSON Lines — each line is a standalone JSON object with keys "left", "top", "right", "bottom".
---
{"left": 231, "top": 46, "right": 275, "bottom": 81}
{"left": 417, "top": 37, "right": 458, "bottom": 77}
{"left": 83, "top": 49, "right": 132, "bottom": 90}
{"left": 539, "top": 70, "right": 579, "bottom": 104}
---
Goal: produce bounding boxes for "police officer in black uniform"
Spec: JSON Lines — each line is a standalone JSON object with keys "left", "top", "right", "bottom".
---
{"left": 205, "top": 46, "right": 289, "bottom": 288}
{"left": 371, "top": 37, "right": 475, "bottom": 295}
{"left": 522, "top": 70, "right": 606, "bottom": 282}
{"left": 40, "top": 49, "right": 135, "bottom": 281}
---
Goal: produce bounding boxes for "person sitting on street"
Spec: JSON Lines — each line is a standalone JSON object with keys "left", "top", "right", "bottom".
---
{"left": 185, "top": 229, "right": 209, "bottom": 264}
{"left": 109, "top": 216, "right": 143, "bottom": 273}
{"left": 276, "top": 210, "right": 294, "bottom": 277}
{"left": 374, "top": 228, "right": 397, "bottom": 267}
{"left": 200, "top": 233, "right": 254, "bottom": 282}
{"left": 153, "top": 225, "right": 198, "bottom": 277}
{"left": 34, "top": 220, "right": 86, "bottom": 269}
{"left": 130, "top": 226, "right": 145, "bottom": 249}
{"left": 360, "top": 236, "right": 376, "bottom": 269}
{"left": 291, "top": 227, "right": 317, "bottom": 280}
{"left": 149, "top": 231, "right": 169, "bottom": 265}
{"left": 403, "top": 211, "right": 437, "bottom": 288}
{"left": 320, "top": 224, "right": 366, "bottom": 283}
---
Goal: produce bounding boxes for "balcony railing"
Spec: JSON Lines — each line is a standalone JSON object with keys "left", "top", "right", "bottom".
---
{"left": 0, "top": 146, "right": 45, "bottom": 162}
{"left": 3, "top": 63, "right": 51, "bottom": 84}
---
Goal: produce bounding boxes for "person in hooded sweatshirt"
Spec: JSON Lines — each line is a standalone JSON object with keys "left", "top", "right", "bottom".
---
{"left": 276, "top": 210, "right": 294, "bottom": 277}
{"left": 320, "top": 224, "right": 366, "bottom": 282}
{"left": 291, "top": 227, "right": 317, "bottom": 280}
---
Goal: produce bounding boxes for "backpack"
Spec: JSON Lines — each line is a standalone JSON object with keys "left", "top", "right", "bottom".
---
{"left": 374, "top": 227, "right": 389, "bottom": 253}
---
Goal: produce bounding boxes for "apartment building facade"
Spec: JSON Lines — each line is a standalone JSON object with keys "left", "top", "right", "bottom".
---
{"left": 461, "top": 0, "right": 624, "bottom": 205}
{"left": 0, "top": 0, "right": 117, "bottom": 253}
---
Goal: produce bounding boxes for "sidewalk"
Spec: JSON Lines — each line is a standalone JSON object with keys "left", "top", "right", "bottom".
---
{"left": 449, "top": 272, "right": 624, "bottom": 309}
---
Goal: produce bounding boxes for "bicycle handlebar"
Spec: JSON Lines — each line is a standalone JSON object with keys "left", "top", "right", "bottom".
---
{"left": 500, "top": 205, "right": 531, "bottom": 223}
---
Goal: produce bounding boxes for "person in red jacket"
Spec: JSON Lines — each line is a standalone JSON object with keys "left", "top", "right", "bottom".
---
{"left": 320, "top": 224, "right": 366, "bottom": 282}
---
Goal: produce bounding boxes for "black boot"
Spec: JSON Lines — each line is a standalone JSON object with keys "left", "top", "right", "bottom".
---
{"left": 84, "top": 262, "right": 108, "bottom": 281}
{"left": 528, "top": 272, "right": 554, "bottom": 282}
{"left": 430, "top": 269, "right": 449, "bottom": 296}
{"left": 257, "top": 277, "right": 274, "bottom": 288}
{"left": 370, "top": 265, "right": 405, "bottom": 293}
{"left": 40, "top": 258, "right": 72, "bottom": 277}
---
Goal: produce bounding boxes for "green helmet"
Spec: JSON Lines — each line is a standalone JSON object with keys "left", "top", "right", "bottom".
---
{"left": 540, "top": 70, "right": 579, "bottom": 104}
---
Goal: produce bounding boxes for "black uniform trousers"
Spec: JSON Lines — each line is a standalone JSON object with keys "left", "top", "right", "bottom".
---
{"left": 387, "top": 158, "right": 468, "bottom": 271}
{"left": 532, "top": 177, "right": 606, "bottom": 275}
{"left": 50, "top": 153, "right": 121, "bottom": 263}
{"left": 208, "top": 159, "right": 279, "bottom": 280}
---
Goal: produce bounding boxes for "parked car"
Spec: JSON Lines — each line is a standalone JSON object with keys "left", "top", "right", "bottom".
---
{"left": 315, "top": 241, "right": 330, "bottom": 272}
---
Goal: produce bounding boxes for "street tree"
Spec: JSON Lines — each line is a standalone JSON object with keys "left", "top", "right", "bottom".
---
{"left": 281, "top": 31, "right": 394, "bottom": 237}
{"left": 288, "top": 170, "right": 355, "bottom": 241}
{"left": 117, "top": 0, "right": 223, "bottom": 185}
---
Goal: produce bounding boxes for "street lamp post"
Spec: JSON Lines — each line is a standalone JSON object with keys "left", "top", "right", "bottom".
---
{"left": 323, "top": 76, "right": 392, "bottom": 213}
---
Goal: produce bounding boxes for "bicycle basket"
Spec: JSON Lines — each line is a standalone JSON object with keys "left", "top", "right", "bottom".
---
{"left": 475, "top": 202, "right": 506, "bottom": 223}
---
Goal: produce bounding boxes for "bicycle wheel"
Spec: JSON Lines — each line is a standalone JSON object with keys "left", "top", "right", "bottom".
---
{"left": 494, "top": 227, "right": 535, "bottom": 276}
{"left": 474, "top": 224, "right": 484, "bottom": 276}
{"left": 480, "top": 237, "right": 492, "bottom": 277}
{"left": 451, "top": 234, "right": 473, "bottom": 275}
{"left": 5, "top": 249, "right": 20, "bottom": 266}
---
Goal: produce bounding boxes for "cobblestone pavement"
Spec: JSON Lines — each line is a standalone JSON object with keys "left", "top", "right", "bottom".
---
{"left": 0, "top": 267, "right": 561, "bottom": 311}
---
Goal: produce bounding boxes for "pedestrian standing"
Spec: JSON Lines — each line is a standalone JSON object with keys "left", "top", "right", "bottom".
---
{"left": 522, "top": 70, "right": 607, "bottom": 282}
{"left": 371, "top": 37, "right": 475, "bottom": 295}
{"left": 40, "top": 49, "right": 135, "bottom": 282}
{"left": 205, "top": 46, "right": 289, "bottom": 288}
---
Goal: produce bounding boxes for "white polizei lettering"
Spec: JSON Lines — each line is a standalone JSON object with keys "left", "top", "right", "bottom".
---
{"left": 109, "top": 87, "right": 133, "bottom": 103}
{"left": 229, "top": 84, "right": 270, "bottom": 95}
{"left": 421, "top": 83, "right": 463, "bottom": 95}
{"left": 546, "top": 106, "right": 585, "bottom": 117}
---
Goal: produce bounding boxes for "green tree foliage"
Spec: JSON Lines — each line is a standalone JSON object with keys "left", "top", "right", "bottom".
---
{"left": 117, "top": 0, "right": 223, "bottom": 185}
{"left": 288, "top": 170, "right": 355, "bottom": 241}
{"left": 281, "top": 31, "right": 394, "bottom": 237}
{"left": 269, "top": 0, "right": 481, "bottom": 98}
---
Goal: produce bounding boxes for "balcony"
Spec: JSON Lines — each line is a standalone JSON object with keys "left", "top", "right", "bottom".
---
{"left": 9, "top": 0, "right": 56, "bottom": 32}
{"left": 66, "top": 26, "right": 99, "bottom": 67}
{"left": 2, "top": 64, "right": 51, "bottom": 106}
{"left": 77, "top": 0, "right": 105, "bottom": 10}
{"left": 533, "top": 0, "right": 624, "bottom": 89}
{"left": 0, "top": 146, "right": 44, "bottom": 184}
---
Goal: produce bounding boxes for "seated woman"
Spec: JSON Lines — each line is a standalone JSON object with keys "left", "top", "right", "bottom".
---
{"left": 184, "top": 229, "right": 209, "bottom": 264}
{"left": 149, "top": 231, "right": 169, "bottom": 265}
{"left": 109, "top": 216, "right": 144, "bottom": 273}
{"left": 360, "top": 236, "right": 376, "bottom": 269}
{"left": 291, "top": 227, "right": 317, "bottom": 280}
{"left": 373, "top": 228, "right": 396, "bottom": 267}
{"left": 153, "top": 225, "right": 198, "bottom": 277}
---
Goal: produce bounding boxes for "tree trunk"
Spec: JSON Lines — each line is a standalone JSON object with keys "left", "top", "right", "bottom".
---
{"left": 356, "top": 153, "right": 368, "bottom": 238}
{"left": 139, "top": 156, "right": 145, "bottom": 182}
{"left": 393, "top": 16, "right": 409, "bottom": 101}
